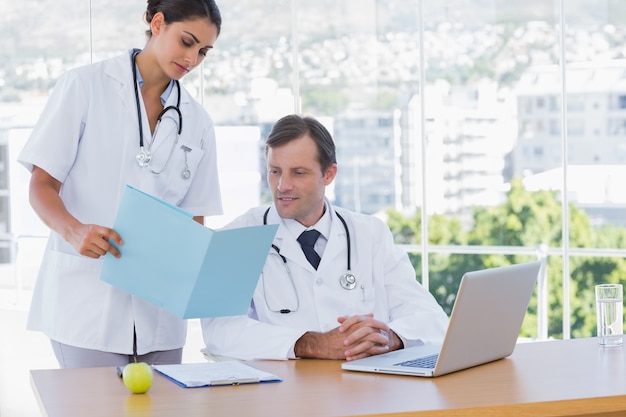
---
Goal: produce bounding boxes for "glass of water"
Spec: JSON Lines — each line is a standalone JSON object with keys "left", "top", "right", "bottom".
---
{"left": 595, "top": 284, "right": 623, "bottom": 347}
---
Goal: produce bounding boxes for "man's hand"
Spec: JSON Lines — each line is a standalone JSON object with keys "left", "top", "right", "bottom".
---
{"left": 293, "top": 328, "right": 351, "bottom": 359}
{"left": 293, "top": 314, "right": 403, "bottom": 360}
{"left": 338, "top": 314, "right": 403, "bottom": 361}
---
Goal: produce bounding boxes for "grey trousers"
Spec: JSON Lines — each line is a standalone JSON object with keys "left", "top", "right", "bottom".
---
{"left": 50, "top": 339, "right": 183, "bottom": 368}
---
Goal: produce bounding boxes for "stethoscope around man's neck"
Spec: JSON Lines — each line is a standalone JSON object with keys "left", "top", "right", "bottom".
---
{"left": 131, "top": 50, "right": 188, "bottom": 176}
{"left": 262, "top": 206, "right": 357, "bottom": 314}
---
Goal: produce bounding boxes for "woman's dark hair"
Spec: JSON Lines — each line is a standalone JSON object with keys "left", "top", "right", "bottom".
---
{"left": 265, "top": 114, "right": 337, "bottom": 173}
{"left": 145, "top": 0, "right": 222, "bottom": 37}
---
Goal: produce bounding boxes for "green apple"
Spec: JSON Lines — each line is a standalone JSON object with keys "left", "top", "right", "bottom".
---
{"left": 122, "top": 362, "right": 153, "bottom": 394}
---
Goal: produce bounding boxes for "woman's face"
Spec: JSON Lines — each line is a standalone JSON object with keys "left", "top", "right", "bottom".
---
{"left": 150, "top": 13, "right": 219, "bottom": 80}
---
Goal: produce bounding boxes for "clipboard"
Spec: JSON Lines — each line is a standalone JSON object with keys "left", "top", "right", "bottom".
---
{"left": 153, "top": 362, "right": 282, "bottom": 388}
{"left": 100, "top": 185, "right": 278, "bottom": 319}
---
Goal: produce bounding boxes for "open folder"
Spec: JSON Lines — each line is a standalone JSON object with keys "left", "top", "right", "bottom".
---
{"left": 101, "top": 185, "right": 278, "bottom": 319}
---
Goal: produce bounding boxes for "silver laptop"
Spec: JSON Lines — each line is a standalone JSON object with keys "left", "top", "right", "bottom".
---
{"left": 342, "top": 261, "right": 541, "bottom": 377}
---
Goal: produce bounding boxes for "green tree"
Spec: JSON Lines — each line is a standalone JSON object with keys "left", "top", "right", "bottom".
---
{"left": 388, "top": 177, "right": 626, "bottom": 339}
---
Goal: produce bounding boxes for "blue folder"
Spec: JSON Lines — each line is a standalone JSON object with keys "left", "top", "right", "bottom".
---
{"left": 101, "top": 185, "right": 278, "bottom": 319}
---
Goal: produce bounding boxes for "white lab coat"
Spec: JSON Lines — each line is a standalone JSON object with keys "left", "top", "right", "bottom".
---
{"left": 201, "top": 202, "right": 449, "bottom": 360}
{"left": 18, "top": 50, "right": 223, "bottom": 354}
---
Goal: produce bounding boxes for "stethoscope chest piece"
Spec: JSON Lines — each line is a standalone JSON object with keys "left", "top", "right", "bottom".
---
{"left": 136, "top": 147, "right": 152, "bottom": 167}
{"left": 339, "top": 272, "right": 357, "bottom": 290}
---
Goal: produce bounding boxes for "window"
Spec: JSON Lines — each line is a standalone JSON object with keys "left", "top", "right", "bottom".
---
{"left": 567, "top": 119, "right": 585, "bottom": 136}
{"left": 2, "top": 0, "right": 625, "bottom": 353}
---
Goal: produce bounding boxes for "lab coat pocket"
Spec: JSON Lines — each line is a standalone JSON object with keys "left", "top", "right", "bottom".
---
{"left": 36, "top": 249, "right": 110, "bottom": 330}
{"left": 31, "top": 249, "right": 122, "bottom": 345}
{"left": 346, "top": 272, "right": 376, "bottom": 314}
{"left": 46, "top": 250, "right": 106, "bottom": 296}
{"left": 176, "top": 140, "right": 204, "bottom": 180}
{"left": 145, "top": 140, "right": 205, "bottom": 205}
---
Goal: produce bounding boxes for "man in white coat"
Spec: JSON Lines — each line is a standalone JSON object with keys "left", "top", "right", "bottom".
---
{"left": 201, "top": 114, "right": 448, "bottom": 361}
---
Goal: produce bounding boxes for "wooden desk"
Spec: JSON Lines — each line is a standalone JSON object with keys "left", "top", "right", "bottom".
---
{"left": 31, "top": 337, "right": 626, "bottom": 417}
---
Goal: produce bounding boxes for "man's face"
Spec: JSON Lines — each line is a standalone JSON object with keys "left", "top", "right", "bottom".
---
{"left": 267, "top": 134, "right": 337, "bottom": 227}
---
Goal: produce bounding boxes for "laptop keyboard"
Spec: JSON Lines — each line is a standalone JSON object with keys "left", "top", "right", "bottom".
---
{"left": 394, "top": 353, "right": 439, "bottom": 369}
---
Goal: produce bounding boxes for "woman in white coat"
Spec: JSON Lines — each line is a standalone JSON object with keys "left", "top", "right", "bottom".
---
{"left": 201, "top": 115, "right": 449, "bottom": 361}
{"left": 18, "top": 0, "right": 223, "bottom": 368}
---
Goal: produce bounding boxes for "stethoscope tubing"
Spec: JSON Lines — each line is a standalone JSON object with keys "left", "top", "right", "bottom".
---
{"left": 131, "top": 50, "right": 182, "bottom": 149}
{"left": 261, "top": 206, "right": 355, "bottom": 313}
{"left": 263, "top": 206, "right": 352, "bottom": 274}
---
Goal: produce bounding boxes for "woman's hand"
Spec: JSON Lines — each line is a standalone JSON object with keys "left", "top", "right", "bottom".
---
{"left": 29, "top": 166, "right": 123, "bottom": 258}
{"left": 66, "top": 223, "right": 122, "bottom": 259}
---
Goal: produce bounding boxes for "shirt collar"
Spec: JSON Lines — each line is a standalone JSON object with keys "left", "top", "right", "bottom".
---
{"left": 283, "top": 200, "right": 332, "bottom": 241}
{"left": 132, "top": 50, "right": 174, "bottom": 106}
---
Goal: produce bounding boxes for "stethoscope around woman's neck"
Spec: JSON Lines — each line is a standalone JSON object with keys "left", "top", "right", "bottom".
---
{"left": 131, "top": 50, "right": 187, "bottom": 175}
{"left": 262, "top": 206, "right": 357, "bottom": 314}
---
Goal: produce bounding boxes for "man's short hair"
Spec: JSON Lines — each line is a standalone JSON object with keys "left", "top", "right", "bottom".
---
{"left": 265, "top": 114, "right": 337, "bottom": 172}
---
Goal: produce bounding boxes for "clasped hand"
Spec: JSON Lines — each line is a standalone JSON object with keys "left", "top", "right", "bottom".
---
{"left": 294, "top": 313, "right": 402, "bottom": 360}
{"left": 338, "top": 313, "right": 402, "bottom": 361}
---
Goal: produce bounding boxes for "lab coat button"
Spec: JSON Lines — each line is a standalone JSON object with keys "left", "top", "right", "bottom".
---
{"left": 315, "top": 278, "right": 323, "bottom": 286}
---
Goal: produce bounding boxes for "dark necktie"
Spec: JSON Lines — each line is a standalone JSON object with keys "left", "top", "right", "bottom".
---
{"left": 297, "top": 229, "right": 321, "bottom": 270}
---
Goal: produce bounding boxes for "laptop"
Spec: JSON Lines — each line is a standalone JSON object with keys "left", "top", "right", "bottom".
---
{"left": 341, "top": 261, "right": 541, "bottom": 377}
